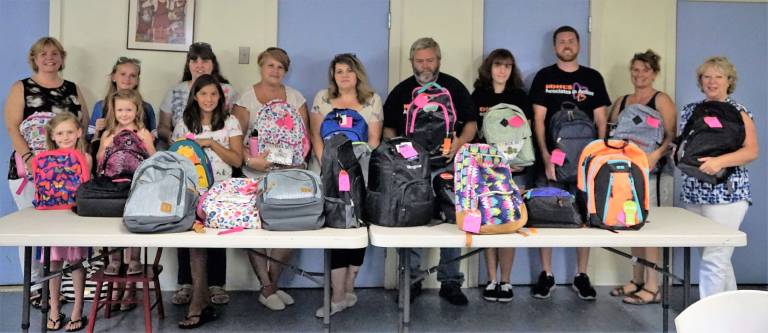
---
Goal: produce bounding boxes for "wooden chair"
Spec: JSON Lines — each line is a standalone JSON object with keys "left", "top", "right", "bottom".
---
{"left": 87, "top": 248, "right": 164, "bottom": 333}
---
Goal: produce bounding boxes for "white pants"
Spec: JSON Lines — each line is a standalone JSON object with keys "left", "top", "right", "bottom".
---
{"left": 684, "top": 201, "right": 749, "bottom": 299}
{"left": 9, "top": 179, "right": 43, "bottom": 291}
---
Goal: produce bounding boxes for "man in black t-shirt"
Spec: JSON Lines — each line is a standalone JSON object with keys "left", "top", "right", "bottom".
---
{"left": 528, "top": 26, "right": 611, "bottom": 302}
{"left": 383, "top": 37, "right": 476, "bottom": 306}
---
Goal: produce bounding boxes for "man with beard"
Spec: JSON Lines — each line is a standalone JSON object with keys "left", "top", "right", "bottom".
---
{"left": 528, "top": 25, "right": 610, "bottom": 301}
{"left": 383, "top": 37, "right": 476, "bottom": 306}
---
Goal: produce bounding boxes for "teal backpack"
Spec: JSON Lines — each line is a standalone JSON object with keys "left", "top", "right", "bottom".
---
{"left": 481, "top": 103, "right": 535, "bottom": 167}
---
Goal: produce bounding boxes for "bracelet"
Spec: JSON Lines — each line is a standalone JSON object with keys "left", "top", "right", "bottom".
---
{"left": 22, "top": 152, "right": 33, "bottom": 162}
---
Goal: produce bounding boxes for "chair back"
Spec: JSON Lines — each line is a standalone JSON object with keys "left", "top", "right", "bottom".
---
{"left": 675, "top": 290, "right": 768, "bottom": 333}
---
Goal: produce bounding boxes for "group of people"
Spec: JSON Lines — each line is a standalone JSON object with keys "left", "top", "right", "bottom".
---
{"left": 3, "top": 23, "right": 757, "bottom": 330}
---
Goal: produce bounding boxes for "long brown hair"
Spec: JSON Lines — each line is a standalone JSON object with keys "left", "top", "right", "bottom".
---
{"left": 327, "top": 53, "right": 374, "bottom": 105}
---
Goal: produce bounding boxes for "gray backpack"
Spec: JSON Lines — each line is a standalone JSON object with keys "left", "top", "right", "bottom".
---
{"left": 257, "top": 169, "right": 325, "bottom": 231}
{"left": 481, "top": 103, "right": 535, "bottom": 167}
{"left": 123, "top": 152, "right": 199, "bottom": 233}
{"left": 610, "top": 103, "right": 664, "bottom": 154}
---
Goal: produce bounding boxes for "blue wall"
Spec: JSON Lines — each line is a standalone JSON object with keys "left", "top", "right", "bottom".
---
{"left": 0, "top": 0, "right": 50, "bottom": 284}
{"left": 674, "top": 0, "right": 768, "bottom": 284}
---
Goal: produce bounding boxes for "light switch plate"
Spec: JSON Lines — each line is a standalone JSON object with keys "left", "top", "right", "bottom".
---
{"left": 238, "top": 46, "right": 250, "bottom": 64}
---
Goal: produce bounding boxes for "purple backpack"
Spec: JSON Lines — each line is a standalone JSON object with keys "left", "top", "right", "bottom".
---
{"left": 98, "top": 129, "right": 150, "bottom": 178}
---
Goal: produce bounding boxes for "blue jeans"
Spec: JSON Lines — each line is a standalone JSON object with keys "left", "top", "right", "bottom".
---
{"left": 408, "top": 248, "right": 464, "bottom": 286}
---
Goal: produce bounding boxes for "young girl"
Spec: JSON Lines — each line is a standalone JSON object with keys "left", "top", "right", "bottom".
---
{"left": 172, "top": 74, "right": 243, "bottom": 329}
{"left": 96, "top": 89, "right": 155, "bottom": 310}
{"left": 42, "top": 112, "right": 92, "bottom": 331}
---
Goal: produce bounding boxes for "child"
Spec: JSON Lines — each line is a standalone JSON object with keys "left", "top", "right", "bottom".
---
{"left": 172, "top": 74, "right": 243, "bottom": 329}
{"left": 96, "top": 89, "right": 155, "bottom": 310}
{"left": 42, "top": 112, "right": 92, "bottom": 331}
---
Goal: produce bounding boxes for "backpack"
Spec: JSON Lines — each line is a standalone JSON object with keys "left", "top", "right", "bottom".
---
{"left": 364, "top": 137, "right": 434, "bottom": 227}
{"left": 481, "top": 103, "right": 535, "bottom": 167}
{"left": 20, "top": 112, "right": 55, "bottom": 154}
{"left": 610, "top": 103, "right": 664, "bottom": 154}
{"left": 404, "top": 82, "right": 457, "bottom": 167}
{"left": 454, "top": 144, "right": 527, "bottom": 236}
{"left": 200, "top": 178, "right": 261, "bottom": 229}
{"left": 123, "top": 152, "right": 199, "bottom": 233}
{"left": 433, "top": 171, "right": 456, "bottom": 223}
{"left": 577, "top": 139, "right": 649, "bottom": 230}
{"left": 32, "top": 148, "right": 90, "bottom": 210}
{"left": 255, "top": 99, "right": 310, "bottom": 166}
{"left": 523, "top": 187, "right": 583, "bottom": 228}
{"left": 548, "top": 101, "right": 596, "bottom": 183}
{"left": 75, "top": 176, "right": 131, "bottom": 217}
{"left": 674, "top": 101, "right": 745, "bottom": 184}
{"left": 98, "top": 129, "right": 150, "bottom": 178}
{"left": 321, "top": 134, "right": 366, "bottom": 228}
{"left": 168, "top": 139, "right": 214, "bottom": 190}
{"left": 256, "top": 169, "right": 325, "bottom": 231}
{"left": 320, "top": 108, "right": 369, "bottom": 142}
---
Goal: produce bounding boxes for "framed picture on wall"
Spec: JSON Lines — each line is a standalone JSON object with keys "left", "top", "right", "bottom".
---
{"left": 127, "top": 0, "right": 195, "bottom": 52}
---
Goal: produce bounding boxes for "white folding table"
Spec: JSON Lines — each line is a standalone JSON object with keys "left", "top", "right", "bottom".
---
{"left": 0, "top": 208, "right": 369, "bottom": 333}
{"left": 368, "top": 207, "right": 747, "bottom": 333}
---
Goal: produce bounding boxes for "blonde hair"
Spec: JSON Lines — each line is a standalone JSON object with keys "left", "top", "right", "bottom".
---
{"left": 257, "top": 47, "right": 290, "bottom": 72}
{"left": 105, "top": 89, "right": 146, "bottom": 136}
{"left": 28, "top": 37, "right": 67, "bottom": 72}
{"left": 327, "top": 53, "right": 374, "bottom": 105}
{"left": 696, "top": 56, "right": 738, "bottom": 95}
{"left": 45, "top": 112, "right": 86, "bottom": 153}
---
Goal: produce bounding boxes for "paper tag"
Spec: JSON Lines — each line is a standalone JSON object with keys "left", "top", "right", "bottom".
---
{"left": 550, "top": 149, "right": 566, "bottom": 166}
{"left": 396, "top": 142, "right": 418, "bottom": 159}
{"left": 219, "top": 193, "right": 251, "bottom": 203}
{"left": 217, "top": 226, "right": 245, "bottom": 235}
{"left": 413, "top": 94, "right": 430, "bottom": 108}
{"left": 462, "top": 210, "right": 482, "bottom": 233}
{"left": 623, "top": 201, "right": 637, "bottom": 225}
{"left": 185, "top": 133, "right": 196, "bottom": 140}
{"left": 340, "top": 114, "right": 353, "bottom": 128}
{"left": 442, "top": 137, "right": 452, "bottom": 155}
{"left": 264, "top": 144, "right": 293, "bottom": 165}
{"left": 508, "top": 115, "right": 525, "bottom": 128}
{"left": 616, "top": 212, "right": 626, "bottom": 225}
{"left": 338, "top": 170, "right": 350, "bottom": 192}
{"left": 704, "top": 116, "right": 723, "bottom": 128}
{"left": 646, "top": 116, "right": 661, "bottom": 128}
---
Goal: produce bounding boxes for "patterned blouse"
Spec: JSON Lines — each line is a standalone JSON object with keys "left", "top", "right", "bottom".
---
{"left": 22, "top": 78, "right": 81, "bottom": 119}
{"left": 678, "top": 98, "right": 752, "bottom": 204}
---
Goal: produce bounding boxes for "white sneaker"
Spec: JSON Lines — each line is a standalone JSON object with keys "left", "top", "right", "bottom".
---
{"left": 314, "top": 301, "right": 347, "bottom": 318}
{"left": 275, "top": 289, "right": 294, "bottom": 305}
{"left": 259, "top": 293, "right": 285, "bottom": 311}
{"left": 345, "top": 292, "right": 358, "bottom": 307}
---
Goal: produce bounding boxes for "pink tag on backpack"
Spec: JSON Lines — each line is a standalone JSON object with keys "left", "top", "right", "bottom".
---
{"left": 462, "top": 210, "right": 482, "bottom": 233}
{"left": 340, "top": 115, "right": 353, "bottom": 128}
{"left": 338, "top": 170, "right": 350, "bottom": 192}
{"left": 646, "top": 116, "right": 660, "bottom": 128}
{"left": 185, "top": 133, "right": 196, "bottom": 140}
{"left": 704, "top": 116, "right": 723, "bottom": 128}
{"left": 508, "top": 116, "right": 525, "bottom": 128}
{"left": 413, "top": 94, "right": 430, "bottom": 108}
{"left": 550, "top": 149, "right": 566, "bottom": 166}
{"left": 397, "top": 143, "right": 418, "bottom": 159}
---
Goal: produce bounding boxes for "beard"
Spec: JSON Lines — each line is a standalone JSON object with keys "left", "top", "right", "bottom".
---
{"left": 413, "top": 64, "right": 440, "bottom": 84}
{"left": 556, "top": 48, "right": 578, "bottom": 62}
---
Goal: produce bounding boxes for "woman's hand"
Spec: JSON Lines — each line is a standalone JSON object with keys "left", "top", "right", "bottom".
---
{"left": 246, "top": 151, "right": 272, "bottom": 172}
{"left": 94, "top": 118, "right": 106, "bottom": 134}
{"left": 698, "top": 156, "right": 724, "bottom": 175}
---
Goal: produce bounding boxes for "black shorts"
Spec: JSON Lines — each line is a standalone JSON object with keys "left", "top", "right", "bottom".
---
{"left": 330, "top": 248, "right": 366, "bottom": 270}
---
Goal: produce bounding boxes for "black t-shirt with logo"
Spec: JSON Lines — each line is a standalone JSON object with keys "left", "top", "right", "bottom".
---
{"left": 383, "top": 73, "right": 476, "bottom": 136}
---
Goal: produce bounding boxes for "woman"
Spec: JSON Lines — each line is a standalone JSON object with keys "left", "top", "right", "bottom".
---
{"left": 608, "top": 50, "right": 676, "bottom": 305}
{"left": 679, "top": 56, "right": 758, "bottom": 299}
{"left": 232, "top": 47, "right": 309, "bottom": 311}
{"left": 3, "top": 36, "right": 89, "bottom": 326}
{"left": 159, "top": 42, "right": 238, "bottom": 306}
{"left": 470, "top": 48, "right": 532, "bottom": 303}
{"left": 309, "top": 53, "right": 383, "bottom": 316}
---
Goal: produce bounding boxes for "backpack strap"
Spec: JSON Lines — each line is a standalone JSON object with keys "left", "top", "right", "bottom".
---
{"left": 646, "top": 91, "right": 662, "bottom": 110}
{"left": 619, "top": 95, "right": 630, "bottom": 113}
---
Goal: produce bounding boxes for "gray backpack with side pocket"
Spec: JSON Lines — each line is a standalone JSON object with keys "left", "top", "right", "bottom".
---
{"left": 257, "top": 169, "right": 325, "bottom": 231}
{"left": 610, "top": 103, "right": 664, "bottom": 154}
{"left": 123, "top": 152, "right": 199, "bottom": 233}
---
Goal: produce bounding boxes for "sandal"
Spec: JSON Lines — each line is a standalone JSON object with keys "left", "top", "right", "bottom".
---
{"left": 172, "top": 284, "right": 193, "bottom": 305}
{"left": 120, "top": 303, "right": 138, "bottom": 312}
{"left": 178, "top": 306, "right": 218, "bottom": 329}
{"left": 30, "top": 290, "right": 42, "bottom": 309}
{"left": 47, "top": 312, "right": 65, "bottom": 331}
{"left": 623, "top": 287, "right": 662, "bottom": 305}
{"left": 126, "top": 260, "right": 143, "bottom": 275}
{"left": 610, "top": 280, "right": 643, "bottom": 296}
{"left": 104, "top": 261, "right": 122, "bottom": 276}
{"left": 209, "top": 286, "right": 230, "bottom": 305}
{"left": 64, "top": 317, "right": 88, "bottom": 332}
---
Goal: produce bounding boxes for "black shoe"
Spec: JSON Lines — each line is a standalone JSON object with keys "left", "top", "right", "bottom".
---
{"left": 497, "top": 282, "right": 514, "bottom": 302}
{"left": 482, "top": 280, "right": 499, "bottom": 302}
{"left": 532, "top": 271, "right": 555, "bottom": 299}
{"left": 439, "top": 283, "right": 468, "bottom": 305}
{"left": 409, "top": 281, "right": 422, "bottom": 303}
{"left": 572, "top": 273, "right": 597, "bottom": 300}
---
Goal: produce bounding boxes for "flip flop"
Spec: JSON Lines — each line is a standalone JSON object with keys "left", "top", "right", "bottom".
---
{"left": 47, "top": 313, "right": 65, "bottom": 331}
{"left": 172, "top": 284, "right": 193, "bottom": 305}
{"left": 126, "top": 260, "right": 143, "bottom": 275}
{"left": 64, "top": 317, "right": 88, "bottom": 332}
{"left": 120, "top": 302, "right": 138, "bottom": 312}
{"left": 104, "top": 261, "right": 122, "bottom": 276}
{"left": 610, "top": 280, "right": 643, "bottom": 296}
{"left": 178, "top": 306, "right": 218, "bottom": 329}
{"left": 30, "top": 290, "right": 42, "bottom": 309}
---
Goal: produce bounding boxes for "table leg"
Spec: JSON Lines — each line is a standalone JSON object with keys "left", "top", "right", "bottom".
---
{"left": 402, "top": 249, "right": 410, "bottom": 333}
{"left": 323, "top": 249, "right": 331, "bottom": 333}
{"left": 662, "top": 247, "right": 670, "bottom": 333}
{"left": 41, "top": 247, "right": 50, "bottom": 333}
{"left": 684, "top": 247, "right": 691, "bottom": 307}
{"left": 397, "top": 249, "right": 404, "bottom": 331}
{"left": 22, "top": 246, "right": 32, "bottom": 332}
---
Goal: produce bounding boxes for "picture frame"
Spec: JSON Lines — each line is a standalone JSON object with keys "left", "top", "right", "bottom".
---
{"left": 127, "top": 0, "right": 195, "bottom": 52}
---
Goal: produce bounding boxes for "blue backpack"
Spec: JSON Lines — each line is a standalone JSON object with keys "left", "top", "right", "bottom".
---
{"left": 320, "top": 108, "right": 368, "bottom": 142}
{"left": 168, "top": 139, "right": 215, "bottom": 190}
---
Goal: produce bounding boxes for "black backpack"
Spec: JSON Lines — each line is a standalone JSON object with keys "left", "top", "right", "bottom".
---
{"left": 548, "top": 101, "right": 596, "bottom": 183}
{"left": 75, "top": 176, "right": 132, "bottom": 217}
{"left": 364, "top": 137, "right": 434, "bottom": 227}
{"left": 674, "top": 101, "right": 745, "bottom": 184}
{"left": 321, "top": 134, "right": 366, "bottom": 228}
{"left": 404, "top": 83, "right": 457, "bottom": 168}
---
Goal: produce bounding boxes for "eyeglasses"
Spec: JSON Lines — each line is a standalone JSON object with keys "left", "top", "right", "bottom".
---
{"left": 117, "top": 56, "right": 141, "bottom": 65}
{"left": 190, "top": 42, "right": 212, "bottom": 50}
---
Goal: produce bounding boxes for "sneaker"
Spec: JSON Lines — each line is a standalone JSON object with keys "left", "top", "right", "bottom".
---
{"left": 345, "top": 292, "right": 358, "bottom": 307}
{"left": 439, "top": 283, "right": 469, "bottom": 306}
{"left": 259, "top": 293, "right": 286, "bottom": 311}
{"left": 497, "top": 282, "right": 514, "bottom": 302}
{"left": 532, "top": 271, "right": 555, "bottom": 299}
{"left": 275, "top": 289, "right": 294, "bottom": 306}
{"left": 314, "top": 301, "right": 347, "bottom": 318}
{"left": 572, "top": 273, "right": 597, "bottom": 300}
{"left": 482, "top": 281, "right": 499, "bottom": 302}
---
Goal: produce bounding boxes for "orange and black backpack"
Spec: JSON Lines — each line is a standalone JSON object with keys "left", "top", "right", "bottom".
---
{"left": 577, "top": 139, "right": 649, "bottom": 230}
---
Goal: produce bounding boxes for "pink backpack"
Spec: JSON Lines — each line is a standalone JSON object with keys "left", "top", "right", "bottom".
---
{"left": 98, "top": 129, "right": 150, "bottom": 178}
{"left": 254, "top": 99, "right": 310, "bottom": 166}
{"left": 20, "top": 112, "right": 55, "bottom": 153}
{"left": 198, "top": 178, "right": 261, "bottom": 229}
{"left": 32, "top": 148, "right": 90, "bottom": 210}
